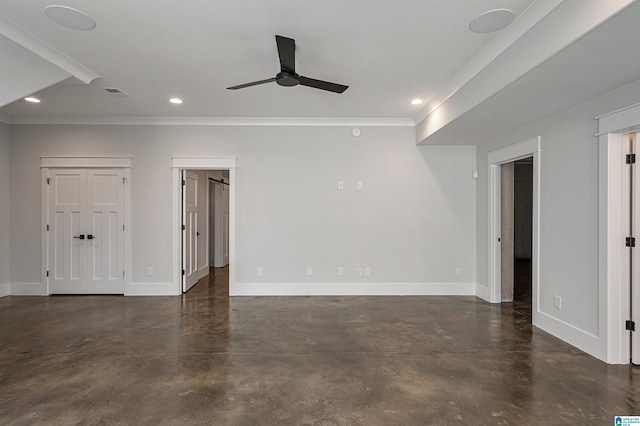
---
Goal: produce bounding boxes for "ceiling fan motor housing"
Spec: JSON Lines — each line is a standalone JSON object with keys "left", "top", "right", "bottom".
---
{"left": 276, "top": 71, "right": 300, "bottom": 87}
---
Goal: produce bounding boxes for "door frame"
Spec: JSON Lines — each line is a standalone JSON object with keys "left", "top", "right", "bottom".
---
{"left": 487, "top": 137, "right": 541, "bottom": 327}
{"left": 597, "top": 102, "right": 640, "bottom": 364}
{"left": 172, "top": 157, "right": 236, "bottom": 295}
{"left": 41, "top": 157, "right": 132, "bottom": 295}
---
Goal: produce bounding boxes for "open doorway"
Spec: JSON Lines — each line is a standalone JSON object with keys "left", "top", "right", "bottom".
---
{"left": 171, "top": 157, "right": 236, "bottom": 296}
{"left": 487, "top": 137, "right": 540, "bottom": 326}
{"left": 182, "top": 169, "right": 230, "bottom": 294}
{"left": 501, "top": 158, "right": 533, "bottom": 320}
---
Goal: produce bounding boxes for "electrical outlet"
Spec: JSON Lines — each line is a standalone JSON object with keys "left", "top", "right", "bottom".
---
{"left": 364, "top": 267, "right": 371, "bottom": 277}
{"left": 554, "top": 295, "right": 562, "bottom": 310}
{"left": 146, "top": 267, "right": 153, "bottom": 277}
{"left": 307, "top": 267, "right": 313, "bottom": 276}
{"left": 357, "top": 181, "right": 363, "bottom": 190}
{"left": 357, "top": 267, "right": 363, "bottom": 277}
{"left": 257, "top": 267, "right": 263, "bottom": 277}
{"left": 337, "top": 267, "right": 344, "bottom": 277}
{"left": 455, "top": 267, "right": 463, "bottom": 277}
{"left": 337, "top": 181, "right": 344, "bottom": 190}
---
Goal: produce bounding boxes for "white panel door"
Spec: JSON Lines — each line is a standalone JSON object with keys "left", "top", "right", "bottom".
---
{"left": 48, "top": 169, "right": 87, "bottom": 294}
{"left": 48, "top": 168, "right": 124, "bottom": 294}
{"left": 184, "top": 171, "right": 199, "bottom": 291}
{"left": 633, "top": 133, "right": 640, "bottom": 365}
{"left": 222, "top": 183, "right": 229, "bottom": 266}
{"left": 86, "top": 169, "right": 124, "bottom": 294}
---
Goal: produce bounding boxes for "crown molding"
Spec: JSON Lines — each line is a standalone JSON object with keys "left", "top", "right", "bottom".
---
{"left": 8, "top": 116, "right": 416, "bottom": 127}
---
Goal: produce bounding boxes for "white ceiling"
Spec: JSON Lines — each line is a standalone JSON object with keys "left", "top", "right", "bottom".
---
{"left": 1, "top": 0, "right": 639, "bottom": 145}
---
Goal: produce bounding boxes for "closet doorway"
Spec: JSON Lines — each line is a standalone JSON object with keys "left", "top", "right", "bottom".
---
{"left": 41, "top": 157, "right": 132, "bottom": 295}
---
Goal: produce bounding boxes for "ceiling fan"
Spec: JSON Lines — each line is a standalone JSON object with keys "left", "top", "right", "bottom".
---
{"left": 227, "top": 35, "right": 348, "bottom": 94}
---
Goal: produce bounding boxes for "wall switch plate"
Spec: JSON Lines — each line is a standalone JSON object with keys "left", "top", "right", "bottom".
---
{"left": 146, "top": 267, "right": 153, "bottom": 276}
{"left": 456, "top": 267, "right": 463, "bottom": 277}
{"left": 357, "top": 181, "right": 363, "bottom": 190}
{"left": 307, "top": 267, "right": 313, "bottom": 276}
{"left": 357, "top": 267, "right": 363, "bottom": 277}
{"left": 257, "top": 267, "right": 263, "bottom": 277}
{"left": 554, "top": 295, "right": 561, "bottom": 310}
{"left": 364, "top": 267, "right": 371, "bottom": 276}
{"left": 337, "top": 181, "right": 344, "bottom": 190}
{"left": 337, "top": 267, "right": 344, "bottom": 277}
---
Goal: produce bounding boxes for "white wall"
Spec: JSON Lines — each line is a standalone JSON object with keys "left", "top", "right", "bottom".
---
{"left": 476, "top": 77, "right": 640, "bottom": 360}
{"left": 0, "top": 122, "right": 9, "bottom": 297}
{"left": 8, "top": 124, "right": 476, "bottom": 295}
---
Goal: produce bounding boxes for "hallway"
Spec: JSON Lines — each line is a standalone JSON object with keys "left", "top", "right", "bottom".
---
{"left": 0, "top": 268, "right": 638, "bottom": 424}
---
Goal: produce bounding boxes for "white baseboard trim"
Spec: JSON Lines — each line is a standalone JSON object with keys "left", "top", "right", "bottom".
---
{"left": 534, "top": 310, "right": 604, "bottom": 362}
{"left": 231, "top": 282, "right": 476, "bottom": 297}
{"left": 195, "top": 266, "right": 209, "bottom": 282}
{"left": 11, "top": 282, "right": 47, "bottom": 296}
{"left": 0, "top": 283, "right": 9, "bottom": 298}
{"left": 125, "top": 282, "right": 179, "bottom": 296}
{"left": 475, "top": 284, "right": 490, "bottom": 302}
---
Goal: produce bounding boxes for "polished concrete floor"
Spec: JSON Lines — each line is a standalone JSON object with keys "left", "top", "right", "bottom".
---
{"left": 1, "top": 268, "right": 639, "bottom": 425}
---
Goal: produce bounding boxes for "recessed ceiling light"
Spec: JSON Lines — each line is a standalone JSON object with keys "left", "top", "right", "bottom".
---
{"left": 169, "top": 98, "right": 183, "bottom": 104}
{"left": 469, "top": 9, "right": 514, "bottom": 33}
{"left": 45, "top": 5, "right": 96, "bottom": 30}
{"left": 25, "top": 97, "right": 41, "bottom": 103}
{"left": 411, "top": 99, "right": 423, "bottom": 105}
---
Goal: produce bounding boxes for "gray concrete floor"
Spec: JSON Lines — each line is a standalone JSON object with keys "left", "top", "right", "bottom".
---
{"left": 0, "top": 267, "right": 638, "bottom": 425}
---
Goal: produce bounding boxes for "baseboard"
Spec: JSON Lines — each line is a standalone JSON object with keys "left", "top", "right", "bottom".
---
{"left": 10, "top": 282, "right": 47, "bottom": 296}
{"left": 195, "top": 266, "right": 209, "bottom": 280}
{"left": 475, "top": 284, "right": 490, "bottom": 302}
{"left": 0, "top": 283, "right": 9, "bottom": 298}
{"left": 125, "top": 282, "right": 179, "bottom": 296}
{"left": 231, "top": 282, "right": 476, "bottom": 296}
{"left": 534, "top": 310, "right": 604, "bottom": 362}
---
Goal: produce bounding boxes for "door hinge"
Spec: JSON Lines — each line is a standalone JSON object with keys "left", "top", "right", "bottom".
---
{"left": 182, "top": 179, "right": 186, "bottom": 186}
{"left": 46, "top": 177, "right": 51, "bottom": 185}
{"left": 627, "top": 154, "right": 636, "bottom": 164}
{"left": 626, "top": 237, "right": 636, "bottom": 247}
{"left": 46, "top": 224, "right": 49, "bottom": 231}
{"left": 182, "top": 224, "right": 186, "bottom": 231}
{"left": 122, "top": 177, "right": 126, "bottom": 184}
{"left": 46, "top": 270, "right": 49, "bottom": 277}
{"left": 123, "top": 224, "right": 125, "bottom": 231}
{"left": 123, "top": 270, "right": 125, "bottom": 277}
{"left": 182, "top": 269, "right": 185, "bottom": 276}
{"left": 626, "top": 320, "right": 636, "bottom": 331}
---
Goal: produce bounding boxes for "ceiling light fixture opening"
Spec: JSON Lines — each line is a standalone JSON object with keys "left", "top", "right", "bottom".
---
{"left": 25, "top": 97, "right": 41, "bottom": 103}
{"left": 169, "top": 98, "right": 183, "bottom": 104}
{"left": 411, "top": 99, "right": 423, "bottom": 105}
{"left": 45, "top": 5, "right": 96, "bottom": 30}
{"left": 469, "top": 9, "right": 514, "bottom": 33}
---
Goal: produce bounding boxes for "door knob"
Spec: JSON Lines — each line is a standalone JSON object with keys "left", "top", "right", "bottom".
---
{"left": 87, "top": 234, "right": 95, "bottom": 240}
{"left": 73, "top": 235, "right": 85, "bottom": 240}
{"left": 196, "top": 232, "right": 201, "bottom": 237}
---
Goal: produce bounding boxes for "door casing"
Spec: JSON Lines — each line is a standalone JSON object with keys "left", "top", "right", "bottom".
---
{"left": 41, "top": 157, "right": 132, "bottom": 295}
{"left": 172, "top": 157, "right": 236, "bottom": 295}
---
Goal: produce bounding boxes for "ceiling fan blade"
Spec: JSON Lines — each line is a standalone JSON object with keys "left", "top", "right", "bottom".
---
{"left": 299, "top": 76, "right": 348, "bottom": 94}
{"left": 226, "top": 78, "right": 276, "bottom": 90}
{"left": 276, "top": 35, "right": 296, "bottom": 73}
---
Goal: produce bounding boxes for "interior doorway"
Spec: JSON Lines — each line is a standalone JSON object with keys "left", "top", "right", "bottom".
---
{"left": 501, "top": 158, "right": 534, "bottom": 320}
{"left": 182, "top": 169, "right": 230, "bottom": 293}
{"left": 171, "top": 157, "right": 236, "bottom": 296}
{"left": 487, "top": 137, "right": 540, "bottom": 327}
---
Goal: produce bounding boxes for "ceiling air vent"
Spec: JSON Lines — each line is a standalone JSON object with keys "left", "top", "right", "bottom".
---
{"left": 103, "top": 87, "right": 129, "bottom": 97}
